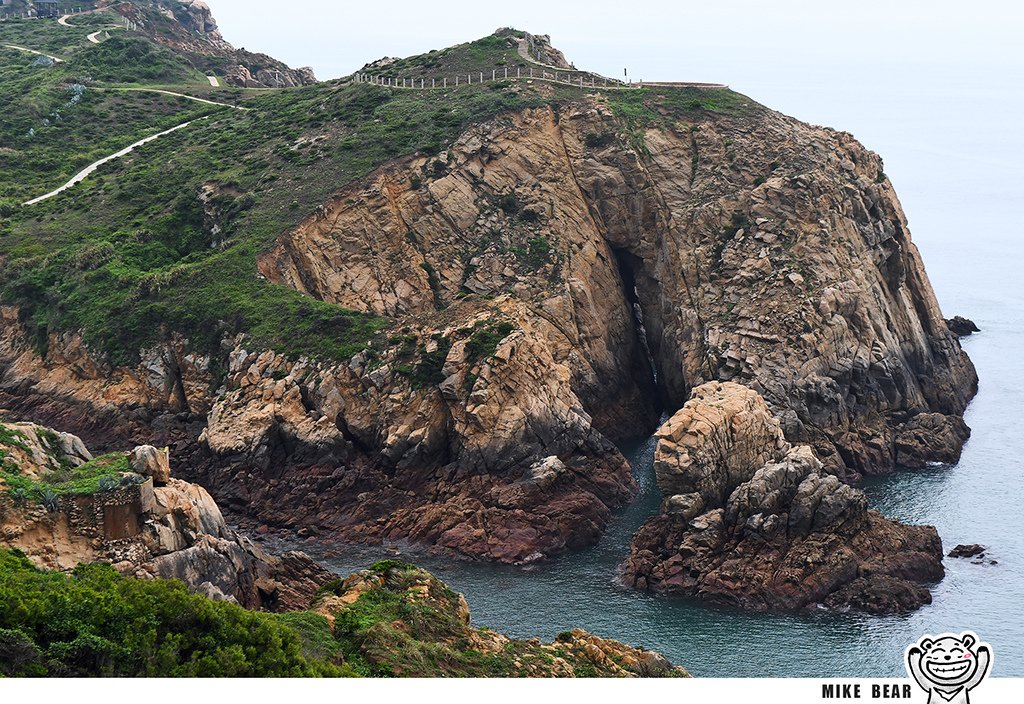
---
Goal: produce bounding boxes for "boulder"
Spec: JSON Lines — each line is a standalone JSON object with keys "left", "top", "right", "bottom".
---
{"left": 622, "top": 384, "right": 945, "bottom": 614}
{"left": 894, "top": 413, "right": 971, "bottom": 468}
{"left": 653, "top": 382, "right": 790, "bottom": 505}
{"left": 129, "top": 445, "right": 171, "bottom": 485}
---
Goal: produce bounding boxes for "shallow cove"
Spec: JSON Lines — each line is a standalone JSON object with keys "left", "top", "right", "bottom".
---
{"left": 299, "top": 327, "right": 1021, "bottom": 676}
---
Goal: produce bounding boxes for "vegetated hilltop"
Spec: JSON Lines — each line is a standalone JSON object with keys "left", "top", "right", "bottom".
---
{"left": 0, "top": 1, "right": 976, "bottom": 612}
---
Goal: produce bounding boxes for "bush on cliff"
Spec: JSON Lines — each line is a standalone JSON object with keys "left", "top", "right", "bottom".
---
{"left": 0, "top": 549, "right": 352, "bottom": 677}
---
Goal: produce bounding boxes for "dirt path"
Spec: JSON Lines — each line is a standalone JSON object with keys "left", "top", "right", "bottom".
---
{"left": 86, "top": 30, "right": 104, "bottom": 44}
{"left": 3, "top": 44, "right": 63, "bottom": 63}
{"left": 23, "top": 118, "right": 207, "bottom": 206}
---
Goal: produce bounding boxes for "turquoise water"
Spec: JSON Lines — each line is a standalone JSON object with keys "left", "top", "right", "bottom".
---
{"left": 312, "top": 351, "right": 1023, "bottom": 678}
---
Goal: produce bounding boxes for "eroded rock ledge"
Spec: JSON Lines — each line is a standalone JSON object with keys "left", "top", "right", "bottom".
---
{"left": 0, "top": 420, "right": 329, "bottom": 611}
{"left": 622, "top": 382, "right": 944, "bottom": 613}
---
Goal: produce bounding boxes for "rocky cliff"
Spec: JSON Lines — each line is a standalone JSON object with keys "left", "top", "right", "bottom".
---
{"left": 0, "top": 33, "right": 976, "bottom": 567}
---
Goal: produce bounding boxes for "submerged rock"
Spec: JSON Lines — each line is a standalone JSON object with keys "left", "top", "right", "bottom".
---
{"left": 948, "top": 543, "right": 986, "bottom": 558}
{"left": 622, "top": 382, "right": 944, "bottom": 614}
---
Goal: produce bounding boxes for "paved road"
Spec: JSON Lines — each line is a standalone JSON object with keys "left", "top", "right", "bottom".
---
{"left": 104, "top": 87, "right": 247, "bottom": 110}
{"left": 2, "top": 44, "right": 63, "bottom": 63}
{"left": 86, "top": 30, "right": 104, "bottom": 44}
{"left": 23, "top": 118, "right": 207, "bottom": 206}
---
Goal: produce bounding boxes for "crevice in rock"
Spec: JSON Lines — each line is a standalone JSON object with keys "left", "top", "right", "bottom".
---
{"left": 611, "top": 246, "right": 667, "bottom": 415}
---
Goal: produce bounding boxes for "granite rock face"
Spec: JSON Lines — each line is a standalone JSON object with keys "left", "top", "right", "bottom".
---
{"left": 622, "top": 383, "right": 944, "bottom": 613}
{"left": 129, "top": 445, "right": 171, "bottom": 485}
{"left": 0, "top": 87, "right": 976, "bottom": 563}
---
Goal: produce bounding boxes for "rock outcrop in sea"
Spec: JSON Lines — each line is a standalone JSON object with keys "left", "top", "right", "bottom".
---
{"left": 621, "top": 382, "right": 944, "bottom": 613}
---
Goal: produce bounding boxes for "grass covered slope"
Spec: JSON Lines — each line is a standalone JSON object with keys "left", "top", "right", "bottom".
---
{"left": 0, "top": 548, "right": 351, "bottom": 677}
{"left": 0, "top": 551, "right": 686, "bottom": 677}
{"left": 1, "top": 10, "right": 757, "bottom": 370}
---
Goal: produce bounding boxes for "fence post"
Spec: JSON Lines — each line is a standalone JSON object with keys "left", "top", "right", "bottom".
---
{"left": 530, "top": 68, "right": 533, "bottom": 78}
{"left": 445, "top": 77, "right": 448, "bottom": 87}
{"left": 517, "top": 67, "right": 520, "bottom": 78}
{"left": 479, "top": 72, "right": 483, "bottom": 83}
{"left": 455, "top": 76, "right": 458, "bottom": 86}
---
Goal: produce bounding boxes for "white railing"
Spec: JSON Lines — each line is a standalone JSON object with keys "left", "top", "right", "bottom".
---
{"left": 353, "top": 68, "right": 727, "bottom": 92}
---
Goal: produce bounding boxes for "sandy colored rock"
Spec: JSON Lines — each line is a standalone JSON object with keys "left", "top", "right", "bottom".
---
{"left": 623, "top": 387, "right": 944, "bottom": 614}
{"left": 653, "top": 382, "right": 790, "bottom": 505}
{"left": 129, "top": 445, "right": 171, "bottom": 485}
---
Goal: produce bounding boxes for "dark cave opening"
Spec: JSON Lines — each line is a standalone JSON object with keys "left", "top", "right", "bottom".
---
{"left": 611, "top": 246, "right": 669, "bottom": 416}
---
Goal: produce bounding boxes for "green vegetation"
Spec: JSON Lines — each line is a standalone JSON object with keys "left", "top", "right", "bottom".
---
{"left": 0, "top": 552, "right": 683, "bottom": 678}
{"left": 0, "top": 549, "right": 351, "bottom": 677}
{"left": 0, "top": 426, "right": 30, "bottom": 475}
{"left": 370, "top": 31, "right": 527, "bottom": 84}
{"left": 0, "top": 46, "right": 217, "bottom": 204}
{"left": 0, "top": 451, "right": 135, "bottom": 503}
{"left": 327, "top": 561, "right": 530, "bottom": 677}
{"left": 0, "top": 16, "right": 759, "bottom": 378}
{"left": 607, "top": 86, "right": 757, "bottom": 154}
{"left": 465, "top": 321, "right": 516, "bottom": 364}
{"left": 70, "top": 34, "right": 205, "bottom": 84}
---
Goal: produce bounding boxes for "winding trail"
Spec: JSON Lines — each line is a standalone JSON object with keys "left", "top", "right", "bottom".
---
{"left": 86, "top": 30, "right": 103, "bottom": 44}
{"left": 102, "top": 87, "right": 248, "bottom": 110}
{"left": 3, "top": 44, "right": 63, "bottom": 63}
{"left": 23, "top": 118, "right": 207, "bottom": 206}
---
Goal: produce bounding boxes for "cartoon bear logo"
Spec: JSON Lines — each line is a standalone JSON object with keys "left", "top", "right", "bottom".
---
{"left": 905, "top": 632, "right": 993, "bottom": 704}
